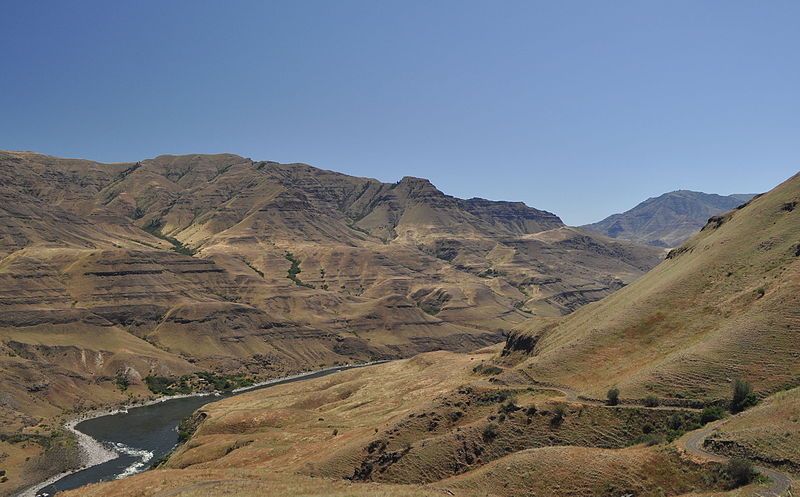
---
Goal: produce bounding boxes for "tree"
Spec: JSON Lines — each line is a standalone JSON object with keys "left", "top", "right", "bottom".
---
{"left": 482, "top": 422, "right": 499, "bottom": 441}
{"left": 727, "top": 457, "right": 756, "bottom": 487}
{"left": 731, "top": 379, "right": 757, "bottom": 413}
{"left": 643, "top": 395, "right": 659, "bottom": 407}
{"left": 550, "top": 405, "right": 567, "bottom": 426}
{"left": 701, "top": 406, "right": 725, "bottom": 424}
{"left": 606, "top": 388, "right": 620, "bottom": 406}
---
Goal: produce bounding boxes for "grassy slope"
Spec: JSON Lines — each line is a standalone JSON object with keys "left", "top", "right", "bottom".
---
{"left": 706, "top": 386, "right": 800, "bottom": 474}
{"left": 434, "top": 446, "right": 725, "bottom": 497}
{"left": 506, "top": 173, "right": 800, "bottom": 402}
{"left": 0, "top": 150, "right": 663, "bottom": 493}
{"left": 60, "top": 349, "right": 792, "bottom": 497}
{"left": 60, "top": 172, "right": 800, "bottom": 497}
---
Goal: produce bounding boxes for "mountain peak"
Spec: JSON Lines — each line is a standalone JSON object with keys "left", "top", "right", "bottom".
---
{"left": 584, "top": 191, "right": 755, "bottom": 248}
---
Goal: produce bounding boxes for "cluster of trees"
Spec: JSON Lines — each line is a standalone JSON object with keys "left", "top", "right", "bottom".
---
{"left": 605, "top": 379, "right": 757, "bottom": 413}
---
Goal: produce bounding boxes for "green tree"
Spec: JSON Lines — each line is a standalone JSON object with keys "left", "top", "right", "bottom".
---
{"left": 727, "top": 457, "right": 756, "bottom": 486}
{"left": 731, "top": 379, "right": 757, "bottom": 413}
{"left": 643, "top": 395, "right": 659, "bottom": 407}
{"left": 606, "top": 388, "right": 620, "bottom": 406}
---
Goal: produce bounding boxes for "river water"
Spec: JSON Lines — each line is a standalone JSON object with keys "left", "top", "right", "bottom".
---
{"left": 34, "top": 364, "right": 371, "bottom": 496}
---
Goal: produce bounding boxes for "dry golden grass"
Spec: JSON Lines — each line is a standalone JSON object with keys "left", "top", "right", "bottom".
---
{"left": 706, "top": 386, "right": 800, "bottom": 475}
{"left": 0, "top": 151, "right": 661, "bottom": 481}
{"left": 506, "top": 173, "right": 800, "bottom": 402}
{"left": 434, "top": 445, "right": 726, "bottom": 497}
{"left": 61, "top": 469, "right": 444, "bottom": 497}
{"left": 162, "top": 351, "right": 489, "bottom": 474}
{"left": 60, "top": 351, "right": 488, "bottom": 497}
{"left": 58, "top": 350, "right": 733, "bottom": 497}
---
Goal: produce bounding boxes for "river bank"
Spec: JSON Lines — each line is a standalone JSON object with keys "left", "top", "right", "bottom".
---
{"left": 14, "top": 360, "right": 388, "bottom": 497}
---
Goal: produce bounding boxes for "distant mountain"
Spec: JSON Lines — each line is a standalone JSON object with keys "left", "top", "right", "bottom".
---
{"left": 583, "top": 190, "right": 756, "bottom": 247}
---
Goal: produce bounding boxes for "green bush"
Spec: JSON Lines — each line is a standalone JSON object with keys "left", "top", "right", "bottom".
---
{"left": 285, "top": 252, "right": 314, "bottom": 288}
{"left": 701, "top": 406, "right": 726, "bottom": 424}
{"left": 643, "top": 395, "right": 659, "bottom": 407}
{"left": 668, "top": 413, "right": 682, "bottom": 430}
{"left": 499, "top": 399, "right": 520, "bottom": 414}
{"left": 726, "top": 457, "right": 756, "bottom": 487}
{"left": 731, "top": 379, "right": 757, "bottom": 413}
{"left": 606, "top": 388, "right": 620, "bottom": 406}
{"left": 115, "top": 371, "right": 130, "bottom": 391}
{"left": 482, "top": 422, "right": 499, "bottom": 441}
{"left": 472, "top": 363, "right": 503, "bottom": 376}
{"left": 550, "top": 405, "right": 567, "bottom": 426}
{"left": 644, "top": 433, "right": 664, "bottom": 446}
{"left": 145, "top": 376, "right": 175, "bottom": 395}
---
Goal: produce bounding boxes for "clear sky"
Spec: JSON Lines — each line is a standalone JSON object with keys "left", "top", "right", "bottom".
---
{"left": 2, "top": 1, "right": 798, "bottom": 225}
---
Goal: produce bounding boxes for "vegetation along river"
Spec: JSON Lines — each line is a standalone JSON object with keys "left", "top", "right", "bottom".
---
{"left": 32, "top": 363, "right": 381, "bottom": 496}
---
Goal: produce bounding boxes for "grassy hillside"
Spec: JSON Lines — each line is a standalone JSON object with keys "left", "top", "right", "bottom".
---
{"left": 507, "top": 173, "right": 799, "bottom": 402}
{"left": 0, "top": 150, "right": 662, "bottom": 493}
{"left": 60, "top": 350, "right": 790, "bottom": 497}
{"left": 705, "top": 386, "right": 800, "bottom": 474}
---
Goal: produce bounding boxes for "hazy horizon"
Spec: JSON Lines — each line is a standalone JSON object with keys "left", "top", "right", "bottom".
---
{"left": 2, "top": 1, "right": 798, "bottom": 224}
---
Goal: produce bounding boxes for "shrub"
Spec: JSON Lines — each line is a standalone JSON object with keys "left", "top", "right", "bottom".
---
{"left": 285, "top": 252, "right": 313, "bottom": 288}
{"left": 644, "top": 433, "right": 664, "bottom": 446}
{"left": 731, "top": 379, "right": 757, "bottom": 413}
{"left": 550, "top": 405, "right": 566, "bottom": 426}
{"left": 482, "top": 422, "right": 499, "bottom": 441}
{"left": 643, "top": 395, "right": 659, "bottom": 407}
{"left": 115, "top": 371, "right": 130, "bottom": 391}
{"left": 668, "top": 413, "right": 683, "bottom": 430}
{"left": 525, "top": 405, "right": 537, "bottom": 417}
{"left": 701, "top": 406, "right": 726, "bottom": 424}
{"left": 606, "top": 388, "right": 620, "bottom": 406}
{"left": 499, "top": 399, "right": 520, "bottom": 414}
{"left": 726, "top": 457, "right": 756, "bottom": 487}
{"left": 473, "top": 363, "right": 503, "bottom": 376}
{"left": 145, "top": 376, "right": 175, "bottom": 395}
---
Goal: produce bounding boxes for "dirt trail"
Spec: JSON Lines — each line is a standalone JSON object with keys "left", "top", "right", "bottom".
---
{"left": 677, "top": 420, "right": 793, "bottom": 497}
{"left": 517, "top": 371, "right": 793, "bottom": 496}
{"left": 517, "top": 369, "right": 696, "bottom": 410}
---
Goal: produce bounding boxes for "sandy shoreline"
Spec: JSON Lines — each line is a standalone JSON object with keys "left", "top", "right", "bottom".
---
{"left": 14, "top": 360, "right": 387, "bottom": 497}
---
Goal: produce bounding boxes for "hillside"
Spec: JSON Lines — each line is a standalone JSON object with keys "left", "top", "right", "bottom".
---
{"left": 584, "top": 190, "right": 755, "bottom": 247}
{"left": 60, "top": 349, "right": 791, "bottom": 497}
{"left": 705, "top": 386, "right": 800, "bottom": 473}
{"left": 60, "top": 171, "right": 800, "bottom": 497}
{"left": 0, "top": 150, "right": 661, "bottom": 493}
{"left": 506, "top": 174, "right": 799, "bottom": 402}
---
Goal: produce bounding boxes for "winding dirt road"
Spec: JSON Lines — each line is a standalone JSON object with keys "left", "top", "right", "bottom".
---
{"left": 677, "top": 420, "right": 793, "bottom": 497}
{"left": 517, "top": 371, "right": 794, "bottom": 496}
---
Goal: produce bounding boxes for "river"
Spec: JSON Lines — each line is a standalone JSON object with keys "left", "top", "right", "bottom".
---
{"left": 31, "top": 363, "right": 378, "bottom": 496}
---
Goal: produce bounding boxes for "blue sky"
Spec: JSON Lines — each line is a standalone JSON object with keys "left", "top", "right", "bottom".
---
{"left": 1, "top": 1, "right": 798, "bottom": 225}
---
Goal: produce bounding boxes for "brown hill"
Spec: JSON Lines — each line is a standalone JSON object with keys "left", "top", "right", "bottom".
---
{"left": 505, "top": 172, "right": 800, "bottom": 403}
{"left": 53, "top": 171, "right": 800, "bottom": 497}
{"left": 61, "top": 349, "right": 774, "bottom": 497}
{"left": 0, "top": 150, "right": 660, "bottom": 492}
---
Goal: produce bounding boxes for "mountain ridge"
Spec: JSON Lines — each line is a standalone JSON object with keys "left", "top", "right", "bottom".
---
{"left": 583, "top": 189, "right": 755, "bottom": 247}
{"left": 0, "top": 150, "right": 662, "bottom": 494}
